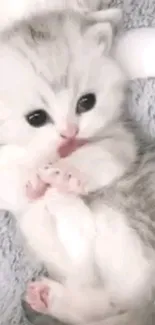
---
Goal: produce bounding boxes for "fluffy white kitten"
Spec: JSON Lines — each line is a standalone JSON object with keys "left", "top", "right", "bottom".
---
{"left": 0, "top": 10, "right": 154, "bottom": 325}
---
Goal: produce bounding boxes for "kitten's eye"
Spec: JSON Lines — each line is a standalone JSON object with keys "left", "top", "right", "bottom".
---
{"left": 76, "top": 93, "right": 96, "bottom": 115}
{"left": 26, "top": 109, "right": 50, "bottom": 127}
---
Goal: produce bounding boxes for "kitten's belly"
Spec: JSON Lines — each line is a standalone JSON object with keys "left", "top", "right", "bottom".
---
{"left": 19, "top": 198, "right": 91, "bottom": 281}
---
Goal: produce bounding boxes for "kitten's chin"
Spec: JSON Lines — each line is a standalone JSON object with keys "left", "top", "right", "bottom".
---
{"left": 58, "top": 139, "right": 88, "bottom": 158}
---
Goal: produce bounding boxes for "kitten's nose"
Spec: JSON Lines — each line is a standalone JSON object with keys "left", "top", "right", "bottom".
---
{"left": 60, "top": 123, "right": 79, "bottom": 140}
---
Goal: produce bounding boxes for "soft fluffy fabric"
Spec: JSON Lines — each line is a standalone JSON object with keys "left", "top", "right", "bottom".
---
{"left": 0, "top": 212, "right": 44, "bottom": 325}
{"left": 110, "top": 0, "right": 155, "bottom": 137}
{"left": 122, "top": 0, "right": 155, "bottom": 139}
{"left": 0, "top": 1, "right": 155, "bottom": 325}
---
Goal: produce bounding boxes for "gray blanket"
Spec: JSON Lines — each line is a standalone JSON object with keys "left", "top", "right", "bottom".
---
{"left": 1, "top": 1, "right": 155, "bottom": 324}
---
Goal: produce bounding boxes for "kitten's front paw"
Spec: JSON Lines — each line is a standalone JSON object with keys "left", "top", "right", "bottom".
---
{"left": 25, "top": 281, "right": 50, "bottom": 314}
{"left": 39, "top": 163, "right": 87, "bottom": 195}
{"left": 25, "top": 173, "right": 48, "bottom": 200}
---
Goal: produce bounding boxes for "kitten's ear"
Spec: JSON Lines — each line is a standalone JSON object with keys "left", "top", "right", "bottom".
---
{"left": 85, "top": 21, "right": 113, "bottom": 53}
{"left": 84, "top": 8, "right": 122, "bottom": 53}
{"left": 88, "top": 8, "right": 122, "bottom": 30}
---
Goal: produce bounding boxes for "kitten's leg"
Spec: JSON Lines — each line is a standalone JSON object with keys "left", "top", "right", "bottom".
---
{"left": 25, "top": 273, "right": 151, "bottom": 325}
{"left": 25, "top": 190, "right": 96, "bottom": 323}
{"left": 25, "top": 189, "right": 102, "bottom": 323}
{"left": 25, "top": 278, "right": 121, "bottom": 324}
{"left": 44, "top": 189, "right": 95, "bottom": 260}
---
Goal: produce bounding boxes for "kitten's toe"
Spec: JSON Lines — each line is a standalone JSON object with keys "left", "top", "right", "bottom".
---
{"left": 64, "top": 169, "right": 86, "bottom": 194}
{"left": 25, "top": 281, "right": 50, "bottom": 314}
{"left": 25, "top": 174, "right": 48, "bottom": 200}
{"left": 39, "top": 165, "right": 63, "bottom": 186}
{"left": 39, "top": 163, "right": 87, "bottom": 194}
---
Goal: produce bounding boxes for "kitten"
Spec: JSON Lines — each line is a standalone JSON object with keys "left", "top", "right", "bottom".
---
{"left": 0, "top": 10, "right": 154, "bottom": 325}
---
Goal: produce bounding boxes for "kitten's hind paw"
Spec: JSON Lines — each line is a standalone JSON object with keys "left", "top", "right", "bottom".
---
{"left": 25, "top": 281, "right": 49, "bottom": 314}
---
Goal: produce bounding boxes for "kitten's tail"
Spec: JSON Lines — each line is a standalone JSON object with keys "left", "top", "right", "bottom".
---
{"left": 114, "top": 28, "right": 155, "bottom": 80}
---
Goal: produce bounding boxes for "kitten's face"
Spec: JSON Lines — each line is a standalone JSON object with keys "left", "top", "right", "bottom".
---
{"left": 0, "top": 12, "right": 126, "bottom": 158}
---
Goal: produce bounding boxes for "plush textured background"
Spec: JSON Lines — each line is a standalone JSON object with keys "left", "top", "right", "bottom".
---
{"left": 1, "top": 1, "right": 155, "bottom": 324}
{"left": 0, "top": 212, "right": 45, "bottom": 325}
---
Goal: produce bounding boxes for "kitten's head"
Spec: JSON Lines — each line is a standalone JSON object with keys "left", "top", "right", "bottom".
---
{"left": 0, "top": 9, "right": 126, "bottom": 159}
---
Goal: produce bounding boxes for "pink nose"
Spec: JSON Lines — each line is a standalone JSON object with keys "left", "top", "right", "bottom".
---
{"left": 60, "top": 123, "right": 79, "bottom": 139}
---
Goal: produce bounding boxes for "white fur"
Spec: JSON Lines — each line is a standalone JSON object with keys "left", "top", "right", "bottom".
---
{"left": 0, "top": 13, "right": 152, "bottom": 324}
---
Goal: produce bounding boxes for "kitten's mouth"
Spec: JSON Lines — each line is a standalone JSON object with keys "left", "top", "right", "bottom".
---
{"left": 58, "top": 139, "right": 87, "bottom": 158}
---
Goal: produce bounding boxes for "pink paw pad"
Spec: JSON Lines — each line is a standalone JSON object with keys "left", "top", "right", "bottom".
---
{"left": 25, "top": 282, "right": 49, "bottom": 313}
{"left": 25, "top": 174, "right": 48, "bottom": 200}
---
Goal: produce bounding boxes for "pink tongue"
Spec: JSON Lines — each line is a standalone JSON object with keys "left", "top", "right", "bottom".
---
{"left": 58, "top": 139, "right": 87, "bottom": 158}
